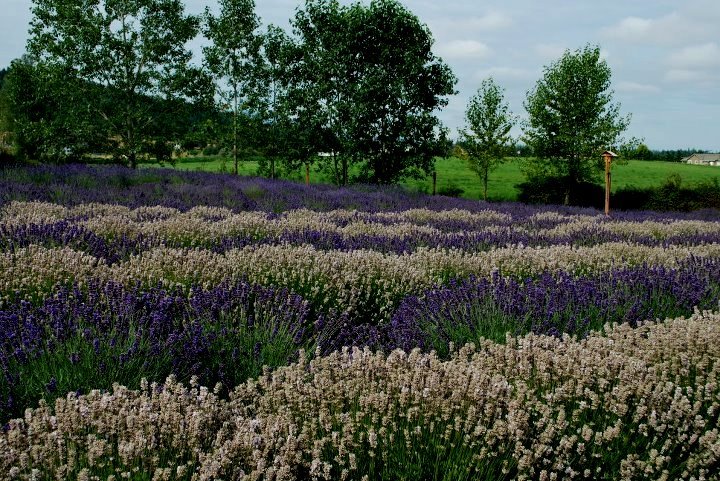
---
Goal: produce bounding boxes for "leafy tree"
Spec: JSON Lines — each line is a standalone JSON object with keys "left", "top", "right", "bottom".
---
{"left": 458, "top": 77, "right": 516, "bottom": 200}
{"left": 523, "top": 44, "right": 631, "bottom": 204}
{"left": 27, "top": 0, "right": 210, "bottom": 168}
{"left": 350, "top": 0, "right": 456, "bottom": 185}
{"left": 203, "top": 0, "right": 263, "bottom": 175}
{"left": 634, "top": 143, "right": 652, "bottom": 160}
{"left": 253, "top": 24, "right": 297, "bottom": 179}
{"left": 286, "top": 0, "right": 456, "bottom": 185}
{"left": 1, "top": 58, "right": 106, "bottom": 162}
{"left": 0, "top": 67, "right": 11, "bottom": 138}
{"left": 287, "top": 0, "right": 355, "bottom": 185}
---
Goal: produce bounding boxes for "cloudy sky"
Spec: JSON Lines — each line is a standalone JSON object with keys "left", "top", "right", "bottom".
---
{"left": 2, "top": 0, "right": 719, "bottom": 150}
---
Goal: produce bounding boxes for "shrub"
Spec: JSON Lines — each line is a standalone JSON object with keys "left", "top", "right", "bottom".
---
{"left": 614, "top": 176, "right": 720, "bottom": 212}
{"left": 436, "top": 184, "right": 464, "bottom": 197}
{"left": 516, "top": 176, "right": 604, "bottom": 207}
{"left": 202, "top": 145, "right": 221, "bottom": 156}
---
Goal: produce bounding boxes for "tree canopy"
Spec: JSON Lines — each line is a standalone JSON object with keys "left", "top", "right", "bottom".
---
{"left": 523, "top": 45, "right": 630, "bottom": 203}
{"left": 1, "top": 58, "right": 107, "bottom": 162}
{"left": 27, "top": 0, "right": 211, "bottom": 167}
{"left": 459, "top": 77, "right": 516, "bottom": 200}
{"left": 285, "top": 0, "right": 456, "bottom": 185}
{"left": 203, "top": 0, "right": 263, "bottom": 175}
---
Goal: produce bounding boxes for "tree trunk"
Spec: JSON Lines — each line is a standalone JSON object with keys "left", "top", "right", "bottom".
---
{"left": 483, "top": 169, "right": 488, "bottom": 201}
{"left": 127, "top": 124, "right": 137, "bottom": 169}
{"left": 332, "top": 152, "right": 340, "bottom": 186}
{"left": 342, "top": 155, "right": 348, "bottom": 186}
{"left": 305, "top": 162, "right": 310, "bottom": 185}
{"left": 233, "top": 78, "right": 238, "bottom": 176}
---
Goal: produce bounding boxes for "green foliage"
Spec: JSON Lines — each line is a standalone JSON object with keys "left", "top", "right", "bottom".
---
{"left": 145, "top": 138, "right": 174, "bottom": 166}
{"left": 285, "top": 0, "right": 456, "bottom": 185}
{"left": 523, "top": 44, "right": 631, "bottom": 204}
{"left": 458, "top": 77, "right": 516, "bottom": 200}
{"left": 1, "top": 58, "right": 106, "bottom": 163}
{"left": 634, "top": 143, "right": 652, "bottom": 160}
{"left": 203, "top": 0, "right": 263, "bottom": 175}
{"left": 620, "top": 145, "right": 708, "bottom": 162}
{"left": 27, "top": 0, "right": 212, "bottom": 168}
{"left": 614, "top": 176, "right": 720, "bottom": 212}
{"left": 516, "top": 176, "right": 605, "bottom": 207}
{"left": 0, "top": 69, "right": 14, "bottom": 163}
{"left": 436, "top": 184, "right": 465, "bottom": 198}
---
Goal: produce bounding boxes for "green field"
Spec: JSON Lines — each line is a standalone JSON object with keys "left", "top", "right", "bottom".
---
{"left": 142, "top": 156, "right": 720, "bottom": 202}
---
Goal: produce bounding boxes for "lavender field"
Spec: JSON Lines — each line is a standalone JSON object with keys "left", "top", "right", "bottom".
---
{"left": 1, "top": 165, "right": 720, "bottom": 480}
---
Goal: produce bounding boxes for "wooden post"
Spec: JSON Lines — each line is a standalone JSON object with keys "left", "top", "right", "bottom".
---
{"left": 602, "top": 151, "right": 618, "bottom": 216}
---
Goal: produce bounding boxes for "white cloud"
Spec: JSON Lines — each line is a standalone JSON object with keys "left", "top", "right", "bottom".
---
{"left": 602, "top": 12, "right": 712, "bottom": 46}
{"left": 667, "top": 42, "right": 720, "bottom": 69}
{"left": 606, "top": 16, "right": 653, "bottom": 38}
{"left": 428, "top": 11, "right": 512, "bottom": 35}
{"left": 663, "top": 69, "right": 714, "bottom": 84}
{"left": 435, "top": 40, "right": 492, "bottom": 60}
{"left": 615, "top": 81, "right": 661, "bottom": 94}
{"left": 466, "top": 12, "right": 513, "bottom": 31}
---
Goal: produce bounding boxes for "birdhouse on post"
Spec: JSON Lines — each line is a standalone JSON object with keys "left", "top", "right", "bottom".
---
{"left": 602, "top": 150, "right": 618, "bottom": 216}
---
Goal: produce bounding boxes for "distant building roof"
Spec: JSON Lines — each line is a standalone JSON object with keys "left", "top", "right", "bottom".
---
{"left": 683, "top": 153, "right": 720, "bottom": 163}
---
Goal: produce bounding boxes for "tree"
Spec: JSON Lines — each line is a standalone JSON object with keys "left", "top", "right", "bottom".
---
{"left": 253, "top": 24, "right": 296, "bottom": 179}
{"left": 27, "top": 0, "right": 210, "bottom": 168}
{"left": 286, "top": 0, "right": 456, "bottom": 185}
{"left": 1, "top": 57, "right": 106, "bottom": 162}
{"left": 350, "top": 0, "right": 456, "bottom": 185}
{"left": 0, "top": 67, "right": 13, "bottom": 159}
{"left": 203, "top": 0, "right": 263, "bottom": 175}
{"left": 458, "top": 77, "right": 516, "bottom": 200}
{"left": 634, "top": 143, "right": 652, "bottom": 160}
{"left": 523, "top": 44, "right": 631, "bottom": 204}
{"left": 287, "top": 0, "right": 356, "bottom": 186}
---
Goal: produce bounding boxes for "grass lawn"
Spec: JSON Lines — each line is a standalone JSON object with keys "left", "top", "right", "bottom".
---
{"left": 611, "top": 160, "right": 720, "bottom": 190}
{"left": 141, "top": 156, "right": 720, "bottom": 202}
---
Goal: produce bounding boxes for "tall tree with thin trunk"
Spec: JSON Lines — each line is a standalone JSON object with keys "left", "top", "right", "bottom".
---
{"left": 523, "top": 44, "right": 631, "bottom": 204}
{"left": 289, "top": 0, "right": 354, "bottom": 186}
{"left": 27, "top": 0, "right": 209, "bottom": 168}
{"left": 203, "top": 0, "right": 262, "bottom": 175}
{"left": 254, "top": 24, "right": 294, "bottom": 179}
{"left": 459, "top": 77, "right": 516, "bottom": 201}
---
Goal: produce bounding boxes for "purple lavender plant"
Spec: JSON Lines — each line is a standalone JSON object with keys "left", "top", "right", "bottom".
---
{"left": 0, "top": 279, "right": 310, "bottom": 421}
{"left": 2, "top": 164, "right": 719, "bottom": 219}
{"left": 385, "top": 257, "right": 720, "bottom": 356}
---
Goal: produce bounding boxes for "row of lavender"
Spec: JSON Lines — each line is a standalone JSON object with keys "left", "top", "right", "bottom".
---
{"left": 4, "top": 312, "right": 720, "bottom": 480}
{"left": 3, "top": 257, "right": 718, "bottom": 421}
{"left": 1, "top": 165, "right": 720, "bottom": 478}
{"left": 1, "top": 175, "right": 719, "bottom": 422}
{"left": 3, "top": 164, "right": 720, "bottom": 220}
{"left": 5, "top": 202, "right": 720, "bottom": 260}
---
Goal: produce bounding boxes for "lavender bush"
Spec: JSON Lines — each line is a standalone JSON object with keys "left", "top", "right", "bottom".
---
{"left": 385, "top": 258, "right": 720, "bottom": 356}
{"left": 3, "top": 312, "right": 720, "bottom": 480}
{"left": 0, "top": 280, "right": 310, "bottom": 421}
{"left": 1, "top": 164, "right": 719, "bottom": 478}
{"left": 2, "top": 164, "right": 719, "bottom": 220}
